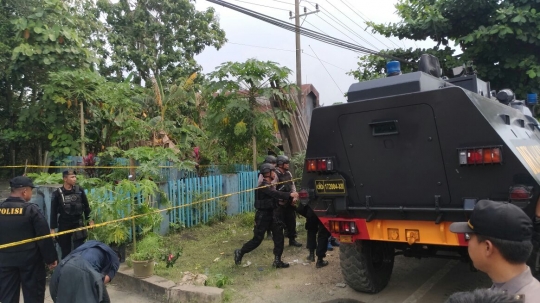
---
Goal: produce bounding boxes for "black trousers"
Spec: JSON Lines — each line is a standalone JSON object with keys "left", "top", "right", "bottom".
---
{"left": 283, "top": 204, "right": 297, "bottom": 240}
{"left": 58, "top": 222, "right": 85, "bottom": 259}
{"left": 241, "top": 209, "right": 285, "bottom": 256}
{"left": 305, "top": 208, "right": 330, "bottom": 258}
{"left": 0, "top": 257, "right": 46, "bottom": 303}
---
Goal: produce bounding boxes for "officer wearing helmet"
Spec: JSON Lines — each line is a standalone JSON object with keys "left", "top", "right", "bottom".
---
{"left": 259, "top": 155, "right": 278, "bottom": 240}
{"left": 234, "top": 163, "right": 299, "bottom": 268}
{"left": 275, "top": 155, "right": 302, "bottom": 247}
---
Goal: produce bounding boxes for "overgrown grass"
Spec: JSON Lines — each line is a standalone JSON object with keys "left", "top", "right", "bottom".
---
{"left": 152, "top": 212, "right": 307, "bottom": 302}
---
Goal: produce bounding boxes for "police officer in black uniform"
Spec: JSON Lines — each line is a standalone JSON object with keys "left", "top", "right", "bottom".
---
{"left": 234, "top": 163, "right": 299, "bottom": 268}
{"left": 50, "top": 170, "right": 94, "bottom": 259}
{"left": 261, "top": 155, "right": 277, "bottom": 240}
{"left": 297, "top": 203, "right": 330, "bottom": 268}
{"left": 275, "top": 155, "right": 303, "bottom": 247}
{"left": 0, "top": 176, "right": 58, "bottom": 303}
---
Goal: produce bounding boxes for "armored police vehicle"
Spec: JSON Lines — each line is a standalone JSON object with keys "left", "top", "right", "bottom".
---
{"left": 300, "top": 54, "right": 540, "bottom": 293}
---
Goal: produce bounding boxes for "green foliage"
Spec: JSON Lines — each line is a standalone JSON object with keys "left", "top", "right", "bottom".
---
{"left": 130, "top": 232, "right": 162, "bottom": 261}
{"left": 207, "top": 59, "right": 295, "bottom": 165}
{"left": 290, "top": 150, "right": 306, "bottom": 179}
{"left": 96, "top": 0, "right": 226, "bottom": 85}
{"left": 27, "top": 172, "right": 104, "bottom": 188}
{"left": 88, "top": 179, "right": 164, "bottom": 246}
{"left": 358, "top": 0, "right": 540, "bottom": 96}
{"left": 207, "top": 274, "right": 232, "bottom": 288}
{"left": 238, "top": 212, "right": 255, "bottom": 228}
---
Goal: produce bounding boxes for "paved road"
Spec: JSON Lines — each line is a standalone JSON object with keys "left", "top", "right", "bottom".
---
{"left": 20, "top": 283, "right": 160, "bottom": 303}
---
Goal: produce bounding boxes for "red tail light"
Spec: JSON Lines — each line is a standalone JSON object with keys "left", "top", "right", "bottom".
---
{"left": 298, "top": 189, "right": 309, "bottom": 199}
{"left": 510, "top": 185, "right": 532, "bottom": 200}
{"left": 306, "top": 160, "right": 317, "bottom": 172}
{"left": 305, "top": 157, "right": 335, "bottom": 173}
{"left": 328, "top": 220, "right": 358, "bottom": 234}
{"left": 459, "top": 146, "right": 502, "bottom": 165}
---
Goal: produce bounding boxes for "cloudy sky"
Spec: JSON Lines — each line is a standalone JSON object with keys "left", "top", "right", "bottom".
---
{"left": 194, "top": 0, "right": 436, "bottom": 105}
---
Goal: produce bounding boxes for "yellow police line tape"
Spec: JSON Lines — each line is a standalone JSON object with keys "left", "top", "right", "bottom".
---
{"left": 0, "top": 177, "right": 301, "bottom": 250}
{"left": 0, "top": 164, "right": 247, "bottom": 169}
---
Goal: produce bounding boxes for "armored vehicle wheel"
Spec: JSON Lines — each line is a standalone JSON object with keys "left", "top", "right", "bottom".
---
{"left": 339, "top": 240, "right": 394, "bottom": 293}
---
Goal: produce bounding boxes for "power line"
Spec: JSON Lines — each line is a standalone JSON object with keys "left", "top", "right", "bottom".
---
{"left": 338, "top": 0, "right": 403, "bottom": 49}
{"left": 207, "top": 0, "right": 412, "bottom": 64}
{"left": 231, "top": 0, "right": 290, "bottom": 11}
{"left": 327, "top": 0, "right": 393, "bottom": 49}
{"left": 267, "top": 0, "right": 294, "bottom": 6}
{"left": 314, "top": 10, "right": 379, "bottom": 51}
{"left": 312, "top": 4, "right": 380, "bottom": 51}
{"left": 309, "top": 44, "right": 343, "bottom": 95}
{"left": 226, "top": 41, "right": 349, "bottom": 71}
{"left": 303, "top": 19, "right": 328, "bottom": 36}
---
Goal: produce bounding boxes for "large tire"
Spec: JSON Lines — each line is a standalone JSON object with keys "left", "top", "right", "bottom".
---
{"left": 339, "top": 240, "right": 395, "bottom": 293}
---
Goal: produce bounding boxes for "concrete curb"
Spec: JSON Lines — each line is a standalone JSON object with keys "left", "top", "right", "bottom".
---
{"left": 114, "top": 265, "right": 223, "bottom": 303}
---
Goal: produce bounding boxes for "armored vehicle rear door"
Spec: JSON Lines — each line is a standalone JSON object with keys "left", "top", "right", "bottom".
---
{"left": 338, "top": 104, "right": 451, "bottom": 207}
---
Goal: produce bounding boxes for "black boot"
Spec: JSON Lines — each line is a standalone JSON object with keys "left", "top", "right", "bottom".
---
{"left": 272, "top": 255, "right": 290, "bottom": 268}
{"left": 306, "top": 250, "right": 315, "bottom": 262}
{"left": 289, "top": 238, "right": 302, "bottom": 247}
{"left": 316, "top": 258, "right": 329, "bottom": 268}
{"left": 234, "top": 249, "right": 243, "bottom": 266}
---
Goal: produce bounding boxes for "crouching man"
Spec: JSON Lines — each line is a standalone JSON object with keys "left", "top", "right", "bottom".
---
{"left": 50, "top": 240, "right": 120, "bottom": 303}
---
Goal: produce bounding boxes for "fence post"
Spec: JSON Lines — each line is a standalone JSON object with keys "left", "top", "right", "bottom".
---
{"left": 223, "top": 174, "right": 239, "bottom": 216}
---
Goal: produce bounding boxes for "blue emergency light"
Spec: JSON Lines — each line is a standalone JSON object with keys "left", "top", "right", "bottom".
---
{"left": 386, "top": 61, "right": 401, "bottom": 77}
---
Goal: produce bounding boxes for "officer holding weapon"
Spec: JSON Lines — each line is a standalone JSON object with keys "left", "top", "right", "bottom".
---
{"left": 234, "top": 163, "right": 299, "bottom": 268}
{"left": 275, "top": 155, "right": 302, "bottom": 247}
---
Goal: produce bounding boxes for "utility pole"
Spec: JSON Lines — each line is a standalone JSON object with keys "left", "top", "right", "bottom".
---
{"left": 286, "top": 2, "right": 319, "bottom": 157}
{"left": 294, "top": 0, "right": 302, "bottom": 106}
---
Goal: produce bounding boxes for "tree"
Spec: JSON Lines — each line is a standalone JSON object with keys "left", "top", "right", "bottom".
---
{"left": 208, "top": 59, "right": 295, "bottom": 169}
{"left": 96, "top": 0, "right": 226, "bottom": 85}
{"left": 351, "top": 0, "right": 540, "bottom": 97}
{"left": 0, "top": 0, "right": 100, "bottom": 171}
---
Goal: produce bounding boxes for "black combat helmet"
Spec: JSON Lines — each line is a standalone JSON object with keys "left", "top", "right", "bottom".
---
{"left": 264, "top": 155, "right": 277, "bottom": 164}
{"left": 260, "top": 163, "right": 274, "bottom": 174}
{"left": 276, "top": 155, "right": 289, "bottom": 166}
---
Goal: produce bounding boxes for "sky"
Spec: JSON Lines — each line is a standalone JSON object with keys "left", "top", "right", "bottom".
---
{"left": 193, "top": 0, "right": 436, "bottom": 105}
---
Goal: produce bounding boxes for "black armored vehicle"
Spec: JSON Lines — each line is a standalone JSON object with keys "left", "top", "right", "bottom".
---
{"left": 300, "top": 55, "right": 540, "bottom": 293}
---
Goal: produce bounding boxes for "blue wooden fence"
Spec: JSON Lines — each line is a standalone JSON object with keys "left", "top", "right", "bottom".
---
{"left": 237, "top": 171, "right": 258, "bottom": 213}
{"left": 166, "top": 175, "right": 224, "bottom": 228}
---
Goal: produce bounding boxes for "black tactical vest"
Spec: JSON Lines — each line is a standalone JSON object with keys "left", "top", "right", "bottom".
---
{"left": 0, "top": 198, "right": 37, "bottom": 252}
{"left": 58, "top": 186, "right": 84, "bottom": 216}
{"left": 276, "top": 170, "right": 293, "bottom": 193}
{"left": 254, "top": 182, "right": 275, "bottom": 210}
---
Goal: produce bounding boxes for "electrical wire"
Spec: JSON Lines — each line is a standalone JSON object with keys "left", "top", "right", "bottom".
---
{"left": 325, "top": 0, "right": 392, "bottom": 49}
{"left": 267, "top": 0, "right": 294, "bottom": 6}
{"left": 338, "top": 0, "right": 403, "bottom": 49}
{"left": 313, "top": 5, "right": 380, "bottom": 51}
{"left": 309, "top": 45, "right": 343, "bottom": 95}
{"left": 231, "top": 0, "right": 290, "bottom": 11}
{"left": 226, "top": 41, "right": 349, "bottom": 71}
{"left": 207, "top": 0, "right": 412, "bottom": 64}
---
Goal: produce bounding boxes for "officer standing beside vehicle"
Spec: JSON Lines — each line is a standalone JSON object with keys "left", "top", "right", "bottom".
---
{"left": 297, "top": 203, "right": 330, "bottom": 268}
{"left": 50, "top": 170, "right": 94, "bottom": 259}
{"left": 275, "top": 155, "right": 302, "bottom": 247}
{"left": 0, "top": 176, "right": 58, "bottom": 303}
{"left": 234, "top": 163, "right": 299, "bottom": 268}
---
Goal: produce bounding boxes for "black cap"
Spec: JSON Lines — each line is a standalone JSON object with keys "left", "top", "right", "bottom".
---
{"left": 10, "top": 176, "right": 37, "bottom": 189}
{"left": 449, "top": 200, "right": 533, "bottom": 242}
{"left": 62, "top": 169, "right": 77, "bottom": 177}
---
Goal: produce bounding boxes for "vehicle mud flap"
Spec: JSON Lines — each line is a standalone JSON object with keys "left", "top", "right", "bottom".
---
{"left": 339, "top": 240, "right": 394, "bottom": 293}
